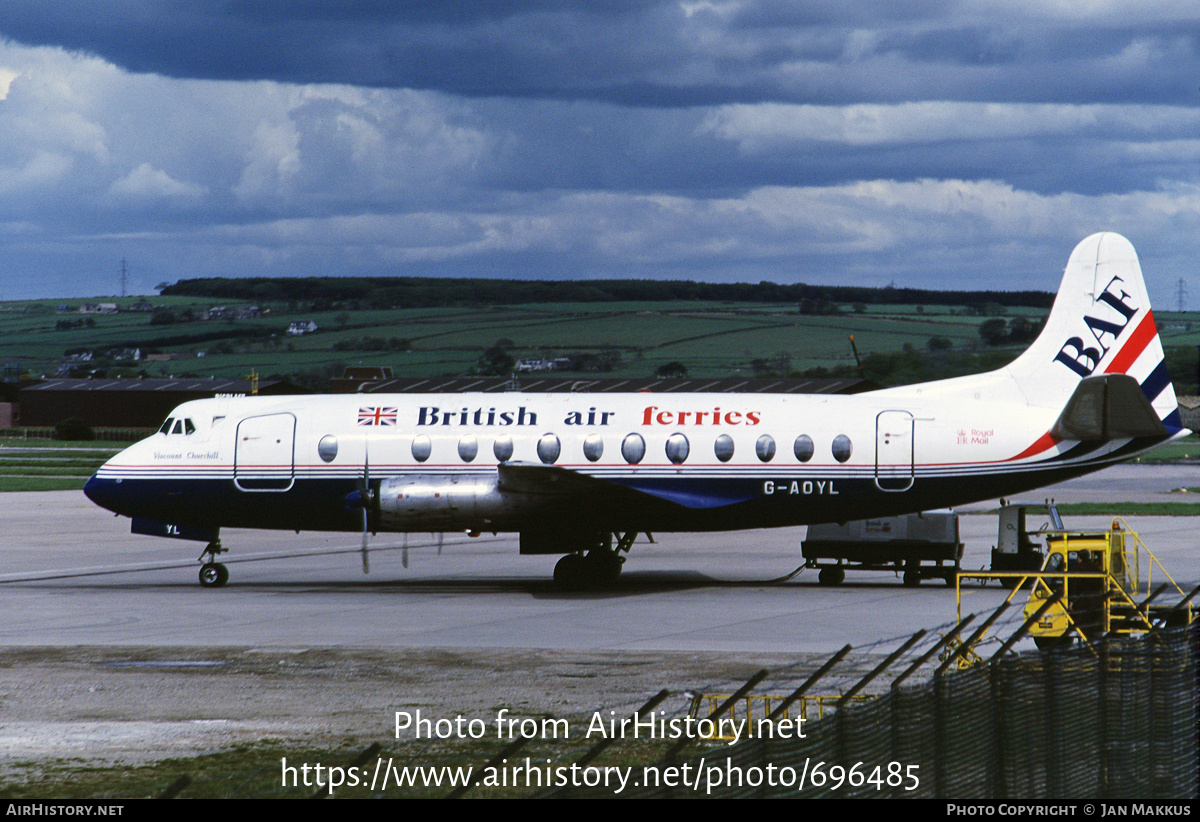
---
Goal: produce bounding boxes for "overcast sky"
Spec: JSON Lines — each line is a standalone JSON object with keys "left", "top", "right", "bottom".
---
{"left": 0, "top": 1, "right": 1198, "bottom": 304}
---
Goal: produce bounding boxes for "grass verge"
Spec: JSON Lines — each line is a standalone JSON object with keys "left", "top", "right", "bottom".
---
{"left": 0, "top": 734, "right": 683, "bottom": 799}
{"left": 1052, "top": 502, "right": 1200, "bottom": 517}
{"left": 0, "top": 476, "right": 88, "bottom": 492}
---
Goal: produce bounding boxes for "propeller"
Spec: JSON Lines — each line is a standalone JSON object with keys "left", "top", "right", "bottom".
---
{"left": 343, "top": 441, "right": 373, "bottom": 574}
{"left": 402, "top": 533, "right": 408, "bottom": 569}
{"left": 360, "top": 445, "right": 372, "bottom": 573}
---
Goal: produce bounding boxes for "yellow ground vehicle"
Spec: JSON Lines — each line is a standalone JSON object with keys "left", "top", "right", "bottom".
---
{"left": 958, "top": 505, "right": 1194, "bottom": 651}
{"left": 1021, "top": 519, "right": 1191, "bottom": 648}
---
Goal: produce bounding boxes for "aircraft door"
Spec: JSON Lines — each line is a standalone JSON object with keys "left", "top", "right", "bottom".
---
{"left": 234, "top": 412, "right": 296, "bottom": 491}
{"left": 875, "top": 410, "right": 914, "bottom": 492}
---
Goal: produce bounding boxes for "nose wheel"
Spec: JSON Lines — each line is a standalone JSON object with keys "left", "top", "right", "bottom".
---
{"left": 197, "top": 540, "right": 229, "bottom": 588}
{"left": 199, "top": 562, "right": 229, "bottom": 588}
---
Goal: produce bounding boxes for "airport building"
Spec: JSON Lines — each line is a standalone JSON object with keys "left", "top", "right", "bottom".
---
{"left": 17, "top": 377, "right": 310, "bottom": 429}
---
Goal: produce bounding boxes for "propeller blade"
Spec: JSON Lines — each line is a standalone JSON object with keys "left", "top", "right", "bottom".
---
{"left": 402, "top": 533, "right": 409, "bottom": 569}
{"left": 360, "top": 442, "right": 371, "bottom": 574}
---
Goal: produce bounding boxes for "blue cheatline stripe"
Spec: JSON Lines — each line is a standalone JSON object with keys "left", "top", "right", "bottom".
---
{"left": 1140, "top": 360, "right": 1170, "bottom": 403}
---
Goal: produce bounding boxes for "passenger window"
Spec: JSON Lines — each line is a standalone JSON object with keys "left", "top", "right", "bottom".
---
{"left": 537, "top": 434, "right": 561, "bottom": 464}
{"left": 583, "top": 433, "right": 604, "bottom": 462}
{"left": 793, "top": 434, "right": 814, "bottom": 462}
{"left": 714, "top": 434, "right": 735, "bottom": 462}
{"left": 458, "top": 435, "right": 478, "bottom": 462}
{"left": 665, "top": 433, "right": 689, "bottom": 464}
{"left": 411, "top": 435, "right": 432, "bottom": 463}
{"left": 756, "top": 435, "right": 776, "bottom": 462}
{"left": 621, "top": 433, "right": 645, "bottom": 464}
{"left": 832, "top": 434, "right": 853, "bottom": 463}
{"left": 318, "top": 435, "right": 338, "bottom": 463}
{"left": 493, "top": 434, "right": 514, "bottom": 462}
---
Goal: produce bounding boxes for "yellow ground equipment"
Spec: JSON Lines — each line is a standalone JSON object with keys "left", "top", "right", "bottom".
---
{"left": 1020, "top": 518, "right": 1192, "bottom": 648}
{"left": 958, "top": 507, "right": 1195, "bottom": 651}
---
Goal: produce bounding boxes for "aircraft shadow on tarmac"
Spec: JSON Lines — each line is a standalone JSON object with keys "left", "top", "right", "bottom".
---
{"left": 30, "top": 567, "right": 981, "bottom": 597}
{"left": 48, "top": 570, "right": 723, "bottom": 597}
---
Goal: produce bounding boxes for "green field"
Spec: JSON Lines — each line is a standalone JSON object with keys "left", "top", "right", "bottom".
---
{"left": 0, "top": 439, "right": 125, "bottom": 491}
{"left": 3, "top": 290, "right": 1199, "bottom": 397}
{"left": 0, "top": 293, "right": 1056, "bottom": 385}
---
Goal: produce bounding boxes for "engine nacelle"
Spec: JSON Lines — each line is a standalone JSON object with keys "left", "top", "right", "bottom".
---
{"left": 376, "top": 473, "right": 522, "bottom": 530}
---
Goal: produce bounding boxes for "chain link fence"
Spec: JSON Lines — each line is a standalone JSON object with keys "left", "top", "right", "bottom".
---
{"left": 549, "top": 626, "right": 1197, "bottom": 799}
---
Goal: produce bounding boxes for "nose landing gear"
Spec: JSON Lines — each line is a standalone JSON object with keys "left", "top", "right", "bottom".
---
{"left": 198, "top": 540, "right": 229, "bottom": 588}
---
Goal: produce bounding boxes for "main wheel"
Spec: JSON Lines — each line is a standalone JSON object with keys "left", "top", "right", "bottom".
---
{"left": 199, "top": 562, "right": 229, "bottom": 588}
{"left": 584, "top": 551, "right": 623, "bottom": 588}
{"left": 553, "top": 553, "right": 587, "bottom": 590}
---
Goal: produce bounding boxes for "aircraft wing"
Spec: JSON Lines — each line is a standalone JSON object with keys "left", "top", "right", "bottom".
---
{"left": 496, "top": 462, "right": 754, "bottom": 509}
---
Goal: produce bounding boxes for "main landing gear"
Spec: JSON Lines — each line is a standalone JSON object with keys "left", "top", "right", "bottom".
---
{"left": 198, "top": 539, "right": 229, "bottom": 588}
{"left": 553, "top": 532, "right": 640, "bottom": 591}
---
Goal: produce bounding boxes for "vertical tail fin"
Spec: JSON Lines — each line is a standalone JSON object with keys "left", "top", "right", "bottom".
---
{"left": 1006, "top": 232, "right": 1182, "bottom": 433}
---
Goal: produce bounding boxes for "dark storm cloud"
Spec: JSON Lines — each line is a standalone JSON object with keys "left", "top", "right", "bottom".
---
{"left": 1, "top": 1, "right": 1195, "bottom": 106}
{"left": 0, "top": 1, "right": 703, "bottom": 101}
{"left": 1, "top": 2, "right": 1200, "bottom": 301}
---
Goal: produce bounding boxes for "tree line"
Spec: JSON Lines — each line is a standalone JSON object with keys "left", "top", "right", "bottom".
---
{"left": 161, "top": 276, "right": 1054, "bottom": 310}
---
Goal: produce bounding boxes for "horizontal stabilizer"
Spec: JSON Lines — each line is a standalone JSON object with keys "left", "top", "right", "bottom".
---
{"left": 1050, "top": 374, "right": 1168, "bottom": 441}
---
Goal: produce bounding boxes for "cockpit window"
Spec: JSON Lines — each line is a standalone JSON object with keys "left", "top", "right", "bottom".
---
{"left": 160, "top": 416, "right": 195, "bottom": 436}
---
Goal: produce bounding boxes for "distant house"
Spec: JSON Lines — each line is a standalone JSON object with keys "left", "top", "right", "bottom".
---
{"left": 55, "top": 351, "right": 94, "bottom": 377}
{"left": 207, "top": 305, "right": 261, "bottom": 320}
{"left": 514, "top": 357, "right": 572, "bottom": 373}
{"left": 79, "top": 303, "right": 118, "bottom": 314}
{"left": 107, "top": 348, "right": 142, "bottom": 362}
{"left": 287, "top": 320, "right": 318, "bottom": 336}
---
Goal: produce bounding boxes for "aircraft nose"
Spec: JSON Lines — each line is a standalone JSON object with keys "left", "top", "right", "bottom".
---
{"left": 84, "top": 473, "right": 124, "bottom": 514}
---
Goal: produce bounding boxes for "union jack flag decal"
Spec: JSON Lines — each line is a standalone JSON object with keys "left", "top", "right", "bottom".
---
{"left": 358, "top": 406, "right": 398, "bottom": 426}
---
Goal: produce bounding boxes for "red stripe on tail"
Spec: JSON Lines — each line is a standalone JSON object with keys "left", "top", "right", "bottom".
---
{"left": 1105, "top": 310, "right": 1158, "bottom": 375}
{"left": 1008, "top": 431, "right": 1061, "bottom": 462}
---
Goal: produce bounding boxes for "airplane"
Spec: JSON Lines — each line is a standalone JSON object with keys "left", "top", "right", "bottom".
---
{"left": 84, "top": 232, "right": 1186, "bottom": 589}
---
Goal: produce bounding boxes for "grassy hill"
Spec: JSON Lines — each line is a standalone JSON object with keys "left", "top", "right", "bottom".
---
{"left": 3, "top": 290, "right": 1198, "bottom": 393}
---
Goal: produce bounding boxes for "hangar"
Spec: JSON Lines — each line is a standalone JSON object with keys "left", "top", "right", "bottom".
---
{"left": 18, "top": 377, "right": 310, "bottom": 429}
{"left": 350, "top": 374, "right": 880, "bottom": 396}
